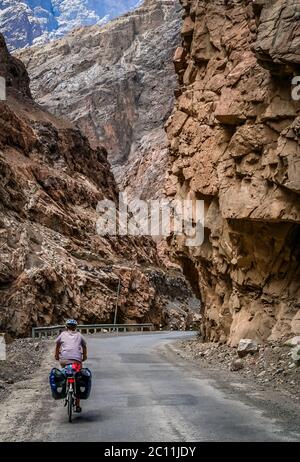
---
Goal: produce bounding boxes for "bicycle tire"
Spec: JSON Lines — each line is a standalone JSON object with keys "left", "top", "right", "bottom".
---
{"left": 68, "top": 390, "right": 73, "bottom": 423}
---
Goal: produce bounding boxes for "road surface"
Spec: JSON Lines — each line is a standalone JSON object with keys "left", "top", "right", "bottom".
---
{"left": 0, "top": 331, "right": 299, "bottom": 442}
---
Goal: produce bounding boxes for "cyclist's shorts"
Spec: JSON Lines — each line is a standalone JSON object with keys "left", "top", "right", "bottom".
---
{"left": 59, "top": 360, "right": 82, "bottom": 368}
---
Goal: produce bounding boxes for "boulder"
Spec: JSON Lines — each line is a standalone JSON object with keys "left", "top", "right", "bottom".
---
{"left": 284, "top": 336, "right": 300, "bottom": 347}
{"left": 0, "top": 334, "right": 6, "bottom": 361}
{"left": 230, "top": 359, "right": 244, "bottom": 371}
{"left": 291, "top": 347, "right": 300, "bottom": 366}
{"left": 237, "top": 339, "right": 259, "bottom": 358}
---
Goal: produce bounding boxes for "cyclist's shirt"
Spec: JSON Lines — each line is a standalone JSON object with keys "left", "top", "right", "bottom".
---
{"left": 56, "top": 331, "right": 87, "bottom": 362}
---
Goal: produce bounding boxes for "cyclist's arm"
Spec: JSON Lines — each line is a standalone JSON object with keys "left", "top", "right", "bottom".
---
{"left": 81, "top": 335, "right": 87, "bottom": 361}
{"left": 55, "top": 334, "right": 62, "bottom": 361}
{"left": 82, "top": 343, "right": 87, "bottom": 362}
{"left": 55, "top": 342, "right": 60, "bottom": 361}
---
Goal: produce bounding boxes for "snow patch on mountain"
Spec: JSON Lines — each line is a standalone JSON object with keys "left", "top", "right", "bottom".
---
{"left": 0, "top": 0, "right": 141, "bottom": 50}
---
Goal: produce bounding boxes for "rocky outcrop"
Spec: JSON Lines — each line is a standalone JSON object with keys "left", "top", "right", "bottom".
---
{"left": 166, "top": 0, "right": 300, "bottom": 345}
{"left": 0, "top": 33, "right": 198, "bottom": 336}
{"left": 17, "top": 0, "right": 181, "bottom": 200}
{"left": 0, "top": 0, "right": 140, "bottom": 50}
{"left": 14, "top": 1, "right": 199, "bottom": 329}
{"left": 252, "top": 0, "right": 300, "bottom": 75}
{"left": 0, "top": 35, "right": 31, "bottom": 98}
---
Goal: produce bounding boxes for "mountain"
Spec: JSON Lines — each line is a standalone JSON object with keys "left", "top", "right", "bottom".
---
{"left": 0, "top": 0, "right": 141, "bottom": 50}
{"left": 165, "top": 0, "right": 300, "bottom": 345}
{"left": 0, "top": 32, "right": 198, "bottom": 336}
{"left": 13, "top": 0, "right": 300, "bottom": 344}
{"left": 18, "top": 0, "right": 181, "bottom": 200}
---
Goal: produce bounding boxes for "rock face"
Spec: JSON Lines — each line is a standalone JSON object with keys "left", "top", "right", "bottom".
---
{"left": 166, "top": 0, "right": 300, "bottom": 345}
{"left": 0, "top": 33, "right": 198, "bottom": 337}
{"left": 17, "top": 0, "right": 181, "bottom": 200}
{"left": 0, "top": 0, "right": 140, "bottom": 50}
{"left": 251, "top": 0, "right": 300, "bottom": 75}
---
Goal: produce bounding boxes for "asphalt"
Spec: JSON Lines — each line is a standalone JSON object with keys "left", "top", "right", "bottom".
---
{"left": 31, "top": 331, "right": 300, "bottom": 442}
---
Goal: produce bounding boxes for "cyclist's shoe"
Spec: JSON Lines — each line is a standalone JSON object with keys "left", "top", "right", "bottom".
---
{"left": 74, "top": 406, "right": 82, "bottom": 413}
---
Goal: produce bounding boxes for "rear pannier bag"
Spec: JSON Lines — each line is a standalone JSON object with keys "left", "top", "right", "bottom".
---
{"left": 75, "top": 368, "right": 92, "bottom": 400}
{"left": 49, "top": 368, "right": 67, "bottom": 400}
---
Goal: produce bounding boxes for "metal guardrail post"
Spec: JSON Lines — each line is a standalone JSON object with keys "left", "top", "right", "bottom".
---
{"left": 114, "top": 278, "right": 121, "bottom": 326}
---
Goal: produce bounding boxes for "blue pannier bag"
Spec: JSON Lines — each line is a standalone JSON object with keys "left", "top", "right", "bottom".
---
{"left": 75, "top": 368, "right": 92, "bottom": 400}
{"left": 49, "top": 368, "right": 67, "bottom": 400}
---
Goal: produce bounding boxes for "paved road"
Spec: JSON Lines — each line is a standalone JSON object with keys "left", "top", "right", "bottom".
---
{"left": 27, "top": 331, "right": 298, "bottom": 442}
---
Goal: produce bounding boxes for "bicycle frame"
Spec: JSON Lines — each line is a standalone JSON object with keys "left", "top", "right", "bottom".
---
{"left": 62, "top": 362, "right": 83, "bottom": 422}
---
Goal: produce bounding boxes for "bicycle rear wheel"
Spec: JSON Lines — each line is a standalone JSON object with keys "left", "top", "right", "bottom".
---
{"left": 68, "top": 391, "right": 73, "bottom": 423}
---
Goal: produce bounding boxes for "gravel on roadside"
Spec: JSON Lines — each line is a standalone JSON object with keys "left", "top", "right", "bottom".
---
{"left": 177, "top": 336, "right": 300, "bottom": 400}
{"left": 0, "top": 338, "right": 51, "bottom": 402}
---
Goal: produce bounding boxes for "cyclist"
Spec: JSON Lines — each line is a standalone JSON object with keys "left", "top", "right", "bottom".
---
{"left": 55, "top": 319, "right": 87, "bottom": 413}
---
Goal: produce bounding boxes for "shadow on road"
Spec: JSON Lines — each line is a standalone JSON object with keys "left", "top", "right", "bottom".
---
{"left": 70, "top": 410, "right": 104, "bottom": 424}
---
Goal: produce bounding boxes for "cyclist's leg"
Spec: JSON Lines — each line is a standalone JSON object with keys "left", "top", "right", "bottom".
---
{"left": 75, "top": 361, "right": 82, "bottom": 412}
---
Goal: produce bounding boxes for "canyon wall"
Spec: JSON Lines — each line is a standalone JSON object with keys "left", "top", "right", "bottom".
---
{"left": 17, "top": 0, "right": 181, "bottom": 200}
{"left": 166, "top": 0, "right": 300, "bottom": 345}
{"left": 0, "top": 33, "right": 198, "bottom": 336}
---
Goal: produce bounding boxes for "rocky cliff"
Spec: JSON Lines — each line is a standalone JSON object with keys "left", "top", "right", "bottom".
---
{"left": 0, "top": 0, "right": 140, "bottom": 50}
{"left": 166, "top": 0, "right": 300, "bottom": 345}
{"left": 0, "top": 33, "right": 198, "bottom": 337}
{"left": 17, "top": 0, "right": 181, "bottom": 200}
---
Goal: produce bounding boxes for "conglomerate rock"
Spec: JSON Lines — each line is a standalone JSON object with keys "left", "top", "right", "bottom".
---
{"left": 0, "top": 33, "right": 199, "bottom": 336}
{"left": 165, "top": 0, "right": 300, "bottom": 345}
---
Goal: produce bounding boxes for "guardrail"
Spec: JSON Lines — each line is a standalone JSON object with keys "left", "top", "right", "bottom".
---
{"left": 31, "top": 323, "right": 154, "bottom": 339}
